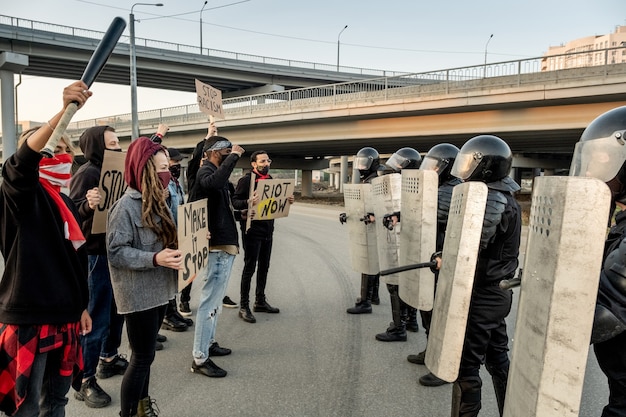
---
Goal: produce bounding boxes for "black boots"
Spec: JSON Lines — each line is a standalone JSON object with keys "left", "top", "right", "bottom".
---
{"left": 406, "top": 307, "right": 419, "bottom": 332}
{"left": 239, "top": 303, "right": 256, "bottom": 323}
{"left": 254, "top": 297, "right": 280, "bottom": 313}
{"left": 451, "top": 377, "right": 482, "bottom": 417}
{"left": 371, "top": 275, "right": 380, "bottom": 305}
{"left": 375, "top": 321, "right": 407, "bottom": 341}
{"left": 375, "top": 284, "right": 407, "bottom": 341}
{"left": 347, "top": 274, "right": 375, "bottom": 314}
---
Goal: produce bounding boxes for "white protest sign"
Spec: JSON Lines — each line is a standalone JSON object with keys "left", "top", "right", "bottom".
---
{"left": 195, "top": 79, "right": 225, "bottom": 120}
{"left": 177, "top": 199, "right": 209, "bottom": 292}
{"left": 93, "top": 150, "right": 127, "bottom": 234}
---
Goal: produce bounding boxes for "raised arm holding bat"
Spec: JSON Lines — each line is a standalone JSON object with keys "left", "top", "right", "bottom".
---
{"left": 0, "top": 81, "right": 92, "bottom": 416}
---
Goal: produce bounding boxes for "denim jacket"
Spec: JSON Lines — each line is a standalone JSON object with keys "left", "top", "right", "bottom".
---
{"left": 106, "top": 188, "right": 177, "bottom": 314}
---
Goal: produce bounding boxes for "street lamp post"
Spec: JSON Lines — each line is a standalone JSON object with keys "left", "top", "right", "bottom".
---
{"left": 483, "top": 33, "right": 493, "bottom": 78}
{"left": 337, "top": 25, "right": 348, "bottom": 72}
{"left": 130, "top": 2, "right": 163, "bottom": 140}
{"left": 200, "top": 0, "right": 208, "bottom": 53}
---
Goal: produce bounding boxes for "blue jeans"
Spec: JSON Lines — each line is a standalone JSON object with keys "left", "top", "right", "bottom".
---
{"left": 11, "top": 348, "right": 71, "bottom": 417}
{"left": 82, "top": 255, "right": 124, "bottom": 379}
{"left": 192, "top": 251, "right": 235, "bottom": 363}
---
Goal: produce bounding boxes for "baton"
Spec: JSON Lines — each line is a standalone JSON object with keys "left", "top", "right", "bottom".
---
{"left": 41, "top": 17, "right": 127, "bottom": 157}
{"left": 499, "top": 269, "right": 523, "bottom": 290}
{"left": 379, "top": 261, "right": 437, "bottom": 276}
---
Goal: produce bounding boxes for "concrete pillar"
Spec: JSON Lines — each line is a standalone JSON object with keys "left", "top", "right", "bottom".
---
{"left": 340, "top": 155, "right": 348, "bottom": 192}
{"left": 301, "top": 170, "right": 313, "bottom": 197}
{"left": 334, "top": 173, "right": 340, "bottom": 190}
{"left": 329, "top": 173, "right": 334, "bottom": 188}
{"left": 0, "top": 52, "right": 28, "bottom": 161}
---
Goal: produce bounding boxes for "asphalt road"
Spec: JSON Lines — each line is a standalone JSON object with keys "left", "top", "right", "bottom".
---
{"left": 63, "top": 202, "right": 609, "bottom": 417}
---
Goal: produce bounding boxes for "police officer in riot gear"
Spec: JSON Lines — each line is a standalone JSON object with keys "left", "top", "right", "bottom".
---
{"left": 375, "top": 147, "right": 422, "bottom": 342}
{"left": 448, "top": 135, "right": 521, "bottom": 417}
{"left": 406, "top": 143, "right": 461, "bottom": 387}
{"left": 569, "top": 105, "right": 626, "bottom": 416}
{"left": 346, "top": 147, "right": 382, "bottom": 314}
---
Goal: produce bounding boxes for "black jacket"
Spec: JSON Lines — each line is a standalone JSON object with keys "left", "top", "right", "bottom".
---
{"left": 69, "top": 125, "right": 110, "bottom": 255}
{"left": 0, "top": 144, "right": 88, "bottom": 325}
{"left": 475, "top": 179, "right": 522, "bottom": 286}
{"left": 232, "top": 172, "right": 275, "bottom": 239}
{"left": 189, "top": 153, "right": 240, "bottom": 247}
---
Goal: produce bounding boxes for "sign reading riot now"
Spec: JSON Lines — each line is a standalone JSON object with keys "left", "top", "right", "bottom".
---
{"left": 177, "top": 199, "right": 209, "bottom": 292}
{"left": 93, "top": 150, "right": 127, "bottom": 234}
{"left": 246, "top": 174, "right": 295, "bottom": 231}
{"left": 195, "top": 79, "right": 224, "bottom": 120}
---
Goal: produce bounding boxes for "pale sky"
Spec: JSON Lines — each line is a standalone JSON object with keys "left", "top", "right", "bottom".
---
{"left": 0, "top": 0, "right": 623, "bottom": 125}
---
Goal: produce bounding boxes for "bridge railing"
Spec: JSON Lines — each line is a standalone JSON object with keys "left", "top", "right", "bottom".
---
{"left": 0, "top": 14, "right": 403, "bottom": 77}
{"left": 63, "top": 44, "right": 626, "bottom": 138}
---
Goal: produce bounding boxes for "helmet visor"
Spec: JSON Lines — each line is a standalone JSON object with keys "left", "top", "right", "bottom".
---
{"left": 385, "top": 153, "right": 408, "bottom": 172}
{"left": 421, "top": 155, "right": 449, "bottom": 174}
{"left": 451, "top": 151, "right": 481, "bottom": 180}
{"left": 355, "top": 155, "right": 373, "bottom": 171}
{"left": 569, "top": 132, "right": 626, "bottom": 181}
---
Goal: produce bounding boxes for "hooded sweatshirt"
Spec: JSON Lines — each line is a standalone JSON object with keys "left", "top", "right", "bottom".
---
{"left": 69, "top": 125, "right": 110, "bottom": 255}
{"left": 0, "top": 144, "right": 88, "bottom": 324}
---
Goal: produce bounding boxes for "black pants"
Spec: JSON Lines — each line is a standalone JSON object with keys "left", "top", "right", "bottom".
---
{"left": 455, "top": 285, "right": 512, "bottom": 416}
{"left": 240, "top": 235, "right": 273, "bottom": 305}
{"left": 120, "top": 304, "right": 167, "bottom": 417}
{"left": 594, "top": 330, "right": 626, "bottom": 416}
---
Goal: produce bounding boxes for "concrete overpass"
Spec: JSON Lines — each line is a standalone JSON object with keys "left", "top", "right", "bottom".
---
{"left": 2, "top": 15, "right": 626, "bottom": 195}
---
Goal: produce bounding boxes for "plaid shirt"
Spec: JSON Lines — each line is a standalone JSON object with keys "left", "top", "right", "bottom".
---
{"left": 0, "top": 322, "right": 83, "bottom": 415}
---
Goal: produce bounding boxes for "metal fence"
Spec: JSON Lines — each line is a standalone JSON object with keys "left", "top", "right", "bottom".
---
{"left": 0, "top": 14, "right": 402, "bottom": 77}
{"left": 63, "top": 44, "right": 626, "bottom": 138}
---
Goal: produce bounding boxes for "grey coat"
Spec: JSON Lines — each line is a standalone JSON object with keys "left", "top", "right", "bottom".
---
{"left": 106, "top": 188, "right": 177, "bottom": 314}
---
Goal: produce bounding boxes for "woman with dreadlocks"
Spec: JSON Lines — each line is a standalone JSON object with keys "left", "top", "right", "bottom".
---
{"left": 106, "top": 137, "right": 182, "bottom": 417}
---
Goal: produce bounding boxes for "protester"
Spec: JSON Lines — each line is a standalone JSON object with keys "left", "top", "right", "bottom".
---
{"left": 0, "top": 81, "right": 92, "bottom": 416}
{"left": 232, "top": 150, "right": 294, "bottom": 323}
{"left": 155, "top": 141, "right": 192, "bottom": 333}
{"left": 446, "top": 135, "right": 521, "bottom": 416}
{"left": 189, "top": 137, "right": 244, "bottom": 378}
{"left": 69, "top": 125, "right": 127, "bottom": 408}
{"left": 180, "top": 121, "right": 231, "bottom": 316}
{"left": 107, "top": 137, "right": 181, "bottom": 417}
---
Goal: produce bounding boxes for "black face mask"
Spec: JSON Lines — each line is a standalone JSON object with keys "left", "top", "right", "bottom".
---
{"left": 169, "top": 164, "right": 181, "bottom": 179}
{"left": 107, "top": 148, "right": 123, "bottom": 152}
{"left": 256, "top": 166, "right": 269, "bottom": 175}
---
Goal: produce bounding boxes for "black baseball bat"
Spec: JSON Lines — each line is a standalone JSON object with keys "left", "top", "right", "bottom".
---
{"left": 41, "top": 17, "right": 127, "bottom": 157}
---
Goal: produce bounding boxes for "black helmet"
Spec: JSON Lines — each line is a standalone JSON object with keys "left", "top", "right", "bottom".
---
{"left": 355, "top": 147, "right": 380, "bottom": 177}
{"left": 385, "top": 147, "right": 421, "bottom": 172}
{"left": 421, "top": 143, "right": 460, "bottom": 182}
{"left": 570, "top": 106, "right": 626, "bottom": 193}
{"left": 451, "top": 135, "right": 512, "bottom": 182}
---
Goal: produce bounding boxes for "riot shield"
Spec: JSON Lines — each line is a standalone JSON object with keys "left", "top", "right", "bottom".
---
{"left": 343, "top": 184, "right": 379, "bottom": 275}
{"left": 398, "top": 169, "right": 438, "bottom": 310}
{"left": 370, "top": 174, "right": 402, "bottom": 285}
{"left": 503, "top": 177, "right": 610, "bottom": 417}
{"left": 424, "top": 181, "right": 488, "bottom": 382}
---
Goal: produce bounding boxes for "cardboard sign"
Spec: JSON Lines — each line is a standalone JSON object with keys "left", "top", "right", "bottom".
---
{"left": 177, "top": 199, "right": 209, "bottom": 291}
{"left": 246, "top": 175, "right": 294, "bottom": 231}
{"left": 92, "top": 150, "right": 127, "bottom": 234}
{"left": 195, "top": 79, "right": 225, "bottom": 119}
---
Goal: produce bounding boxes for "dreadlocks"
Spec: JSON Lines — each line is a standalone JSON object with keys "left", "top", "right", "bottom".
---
{"left": 140, "top": 156, "right": 178, "bottom": 249}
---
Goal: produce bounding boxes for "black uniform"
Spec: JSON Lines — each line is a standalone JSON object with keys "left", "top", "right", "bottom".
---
{"left": 455, "top": 177, "right": 521, "bottom": 417}
{"left": 592, "top": 208, "right": 626, "bottom": 417}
